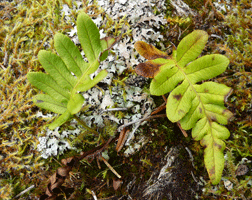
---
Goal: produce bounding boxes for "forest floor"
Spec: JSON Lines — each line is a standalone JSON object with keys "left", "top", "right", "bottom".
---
{"left": 0, "top": 0, "right": 251, "bottom": 199}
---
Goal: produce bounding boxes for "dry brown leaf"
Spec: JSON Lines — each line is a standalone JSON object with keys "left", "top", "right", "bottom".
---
{"left": 113, "top": 178, "right": 123, "bottom": 191}
{"left": 40, "top": 137, "right": 116, "bottom": 200}
{"left": 134, "top": 41, "right": 169, "bottom": 60}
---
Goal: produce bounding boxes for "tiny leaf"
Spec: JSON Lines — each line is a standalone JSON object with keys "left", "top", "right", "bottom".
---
{"left": 76, "top": 69, "right": 107, "bottom": 92}
{"left": 150, "top": 60, "right": 181, "bottom": 95}
{"left": 100, "top": 36, "right": 118, "bottom": 61}
{"left": 179, "top": 82, "right": 233, "bottom": 130}
{"left": 38, "top": 50, "right": 76, "bottom": 90}
{"left": 200, "top": 124, "right": 230, "bottom": 185}
{"left": 185, "top": 54, "right": 230, "bottom": 84}
{"left": 166, "top": 80, "right": 195, "bottom": 122}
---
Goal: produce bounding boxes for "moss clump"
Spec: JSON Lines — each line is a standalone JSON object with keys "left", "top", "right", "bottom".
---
{"left": 0, "top": 0, "right": 86, "bottom": 198}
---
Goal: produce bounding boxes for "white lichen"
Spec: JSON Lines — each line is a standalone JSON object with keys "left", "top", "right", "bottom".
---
{"left": 37, "top": 127, "right": 76, "bottom": 159}
{"left": 37, "top": 0, "right": 167, "bottom": 158}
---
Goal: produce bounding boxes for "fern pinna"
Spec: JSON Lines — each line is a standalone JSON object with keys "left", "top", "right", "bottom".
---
{"left": 135, "top": 30, "right": 233, "bottom": 184}
{"left": 28, "top": 12, "right": 115, "bottom": 130}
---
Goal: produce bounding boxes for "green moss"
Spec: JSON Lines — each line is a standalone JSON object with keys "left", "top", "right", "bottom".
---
{"left": 0, "top": 0, "right": 86, "bottom": 198}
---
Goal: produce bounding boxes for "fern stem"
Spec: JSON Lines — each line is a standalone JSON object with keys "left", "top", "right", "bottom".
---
{"left": 73, "top": 115, "right": 99, "bottom": 135}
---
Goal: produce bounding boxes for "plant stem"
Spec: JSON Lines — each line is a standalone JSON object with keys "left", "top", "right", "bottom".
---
{"left": 73, "top": 115, "right": 99, "bottom": 135}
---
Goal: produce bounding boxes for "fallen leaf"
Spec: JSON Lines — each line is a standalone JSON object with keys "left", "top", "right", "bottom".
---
{"left": 113, "top": 178, "right": 123, "bottom": 191}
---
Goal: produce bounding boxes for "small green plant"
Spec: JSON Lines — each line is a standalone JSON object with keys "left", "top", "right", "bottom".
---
{"left": 134, "top": 30, "right": 233, "bottom": 184}
{"left": 28, "top": 12, "right": 116, "bottom": 130}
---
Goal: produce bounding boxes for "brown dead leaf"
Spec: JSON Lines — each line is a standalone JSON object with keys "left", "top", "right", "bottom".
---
{"left": 61, "top": 156, "right": 76, "bottom": 166}
{"left": 134, "top": 41, "right": 169, "bottom": 60}
{"left": 40, "top": 137, "right": 117, "bottom": 200}
{"left": 113, "top": 178, "right": 123, "bottom": 191}
{"left": 57, "top": 166, "right": 71, "bottom": 177}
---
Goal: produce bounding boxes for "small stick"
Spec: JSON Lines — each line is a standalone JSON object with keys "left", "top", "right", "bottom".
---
{"left": 14, "top": 185, "right": 35, "bottom": 199}
{"left": 191, "top": 171, "right": 198, "bottom": 183}
{"left": 91, "top": 190, "right": 98, "bottom": 200}
{"left": 101, "top": 156, "right": 121, "bottom": 179}
{"left": 185, "top": 147, "right": 195, "bottom": 168}
{"left": 116, "top": 128, "right": 130, "bottom": 152}
{"left": 3, "top": 51, "right": 8, "bottom": 67}
{"left": 162, "top": 95, "right": 167, "bottom": 102}
{"left": 125, "top": 122, "right": 141, "bottom": 145}
{"left": 52, "top": 156, "right": 63, "bottom": 166}
{"left": 118, "top": 118, "right": 144, "bottom": 131}
{"left": 0, "top": 64, "right": 6, "bottom": 70}
{"left": 177, "top": 121, "right": 188, "bottom": 137}
{"left": 151, "top": 102, "right": 166, "bottom": 116}
{"left": 78, "top": 137, "right": 115, "bottom": 161}
{"left": 122, "top": 114, "right": 167, "bottom": 145}
{"left": 118, "top": 113, "right": 150, "bottom": 131}
{"left": 96, "top": 156, "right": 101, "bottom": 169}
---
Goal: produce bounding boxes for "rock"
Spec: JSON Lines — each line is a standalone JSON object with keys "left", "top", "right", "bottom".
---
{"left": 126, "top": 145, "right": 203, "bottom": 200}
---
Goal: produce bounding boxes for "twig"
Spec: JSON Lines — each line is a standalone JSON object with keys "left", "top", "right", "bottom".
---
{"left": 125, "top": 122, "right": 141, "bottom": 145}
{"left": 176, "top": 121, "right": 188, "bottom": 137}
{"left": 0, "top": 64, "right": 6, "bottom": 70}
{"left": 191, "top": 171, "right": 198, "bottom": 183}
{"left": 101, "top": 156, "right": 121, "bottom": 179}
{"left": 78, "top": 137, "right": 115, "bottom": 161}
{"left": 116, "top": 128, "right": 130, "bottom": 152}
{"left": 13, "top": 185, "right": 35, "bottom": 199}
{"left": 151, "top": 102, "right": 166, "bottom": 116}
{"left": 3, "top": 51, "right": 8, "bottom": 67}
{"left": 90, "top": 190, "right": 98, "bottom": 200}
{"left": 120, "top": 114, "right": 166, "bottom": 145}
{"left": 162, "top": 95, "right": 167, "bottom": 102}
{"left": 185, "top": 147, "right": 194, "bottom": 168}
{"left": 42, "top": 137, "right": 117, "bottom": 199}
{"left": 52, "top": 156, "right": 63, "bottom": 166}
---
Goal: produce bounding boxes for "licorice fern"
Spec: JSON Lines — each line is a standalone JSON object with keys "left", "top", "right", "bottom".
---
{"left": 28, "top": 12, "right": 116, "bottom": 130}
{"left": 134, "top": 30, "right": 233, "bottom": 184}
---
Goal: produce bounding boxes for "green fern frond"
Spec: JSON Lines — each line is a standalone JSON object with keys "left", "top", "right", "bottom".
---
{"left": 135, "top": 30, "right": 233, "bottom": 184}
{"left": 28, "top": 12, "right": 116, "bottom": 129}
